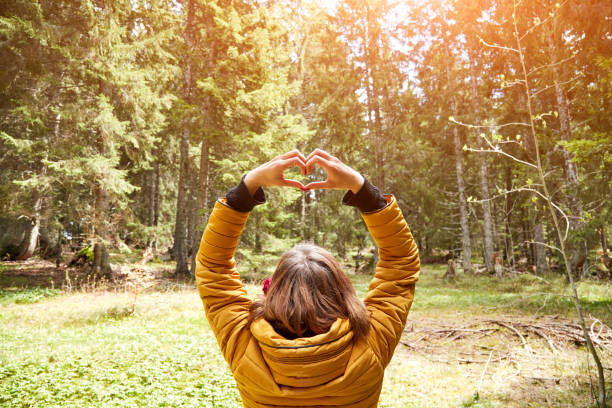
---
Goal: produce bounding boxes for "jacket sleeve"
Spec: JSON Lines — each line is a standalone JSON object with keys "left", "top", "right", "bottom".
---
{"left": 361, "top": 195, "right": 420, "bottom": 367}
{"left": 195, "top": 198, "right": 253, "bottom": 368}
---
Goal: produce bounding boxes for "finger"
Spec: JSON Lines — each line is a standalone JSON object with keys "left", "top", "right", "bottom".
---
{"left": 305, "top": 155, "right": 332, "bottom": 174}
{"left": 281, "top": 179, "right": 306, "bottom": 190}
{"left": 279, "top": 149, "right": 307, "bottom": 165}
{"left": 279, "top": 157, "right": 307, "bottom": 173}
{"left": 303, "top": 180, "right": 332, "bottom": 190}
{"left": 280, "top": 151, "right": 307, "bottom": 174}
{"left": 306, "top": 148, "right": 333, "bottom": 162}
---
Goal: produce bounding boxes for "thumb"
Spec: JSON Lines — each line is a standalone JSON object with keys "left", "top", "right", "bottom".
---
{"left": 281, "top": 178, "right": 306, "bottom": 190}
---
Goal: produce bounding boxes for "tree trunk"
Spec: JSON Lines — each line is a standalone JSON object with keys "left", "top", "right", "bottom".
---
{"left": 92, "top": 241, "right": 110, "bottom": 277}
{"left": 147, "top": 169, "right": 155, "bottom": 228}
{"left": 255, "top": 213, "right": 262, "bottom": 253}
{"left": 373, "top": 95, "right": 384, "bottom": 191}
{"left": 174, "top": 0, "right": 195, "bottom": 275}
{"left": 601, "top": 226, "right": 611, "bottom": 274}
{"left": 522, "top": 213, "right": 534, "bottom": 266}
{"left": 175, "top": 129, "right": 190, "bottom": 274}
{"left": 301, "top": 191, "right": 307, "bottom": 241}
{"left": 494, "top": 255, "right": 503, "bottom": 279}
{"left": 150, "top": 157, "right": 160, "bottom": 248}
{"left": 190, "top": 138, "right": 210, "bottom": 274}
{"left": 547, "top": 29, "right": 579, "bottom": 186}
{"left": 153, "top": 159, "right": 160, "bottom": 227}
{"left": 533, "top": 218, "right": 548, "bottom": 274}
{"left": 16, "top": 191, "right": 42, "bottom": 261}
{"left": 469, "top": 56, "right": 494, "bottom": 272}
{"left": 444, "top": 40, "right": 471, "bottom": 274}
{"left": 93, "top": 184, "right": 111, "bottom": 277}
{"left": 92, "top": 79, "right": 112, "bottom": 278}
{"left": 186, "top": 167, "right": 199, "bottom": 259}
{"left": 93, "top": 157, "right": 111, "bottom": 277}
{"left": 363, "top": 3, "right": 384, "bottom": 190}
{"left": 453, "top": 125, "right": 472, "bottom": 274}
{"left": 546, "top": 25, "right": 584, "bottom": 277}
{"left": 17, "top": 104, "right": 57, "bottom": 261}
{"left": 504, "top": 165, "right": 515, "bottom": 267}
{"left": 443, "top": 259, "right": 456, "bottom": 281}
{"left": 313, "top": 189, "right": 321, "bottom": 246}
{"left": 55, "top": 227, "right": 63, "bottom": 268}
{"left": 145, "top": 162, "right": 158, "bottom": 248}
{"left": 518, "top": 86, "right": 548, "bottom": 275}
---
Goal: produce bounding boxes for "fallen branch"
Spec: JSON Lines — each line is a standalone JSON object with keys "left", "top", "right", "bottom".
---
{"left": 402, "top": 316, "right": 612, "bottom": 354}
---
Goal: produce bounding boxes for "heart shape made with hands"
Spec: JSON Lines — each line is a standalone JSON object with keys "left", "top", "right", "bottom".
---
{"left": 282, "top": 163, "right": 327, "bottom": 188}
{"left": 275, "top": 148, "right": 362, "bottom": 192}
{"left": 275, "top": 149, "right": 336, "bottom": 191}
{"left": 246, "top": 149, "right": 361, "bottom": 193}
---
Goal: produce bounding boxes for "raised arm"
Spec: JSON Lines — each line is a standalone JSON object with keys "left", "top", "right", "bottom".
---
{"left": 360, "top": 197, "right": 419, "bottom": 367}
{"left": 195, "top": 150, "right": 307, "bottom": 366}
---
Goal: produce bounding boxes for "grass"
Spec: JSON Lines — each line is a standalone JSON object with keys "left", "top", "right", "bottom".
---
{"left": 0, "top": 290, "right": 241, "bottom": 408}
{"left": 350, "top": 265, "right": 612, "bottom": 326}
{"left": 0, "top": 264, "right": 610, "bottom": 407}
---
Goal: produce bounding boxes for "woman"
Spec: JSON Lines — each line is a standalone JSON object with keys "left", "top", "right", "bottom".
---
{"left": 195, "top": 149, "right": 420, "bottom": 407}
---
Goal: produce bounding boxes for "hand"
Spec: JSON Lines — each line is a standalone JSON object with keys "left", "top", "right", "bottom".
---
{"left": 243, "top": 150, "right": 308, "bottom": 196}
{"left": 303, "top": 149, "right": 364, "bottom": 194}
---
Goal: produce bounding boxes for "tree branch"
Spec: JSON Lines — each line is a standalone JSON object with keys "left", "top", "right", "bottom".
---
{"left": 528, "top": 53, "right": 578, "bottom": 77}
{"left": 450, "top": 117, "right": 531, "bottom": 128}
{"left": 531, "top": 75, "right": 581, "bottom": 97}
{"left": 477, "top": 36, "right": 519, "bottom": 53}
{"left": 466, "top": 147, "right": 537, "bottom": 168}
{"left": 519, "top": 0, "right": 569, "bottom": 41}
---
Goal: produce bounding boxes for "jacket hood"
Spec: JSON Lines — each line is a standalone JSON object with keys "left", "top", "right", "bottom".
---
{"left": 250, "top": 317, "right": 354, "bottom": 388}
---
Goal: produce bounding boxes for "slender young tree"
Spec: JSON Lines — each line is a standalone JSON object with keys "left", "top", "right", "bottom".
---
{"left": 174, "top": 0, "right": 195, "bottom": 275}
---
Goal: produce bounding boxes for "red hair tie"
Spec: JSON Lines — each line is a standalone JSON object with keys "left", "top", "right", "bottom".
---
{"left": 262, "top": 277, "right": 271, "bottom": 295}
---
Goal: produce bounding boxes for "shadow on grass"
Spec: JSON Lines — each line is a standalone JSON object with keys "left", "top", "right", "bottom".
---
{"left": 0, "top": 259, "right": 194, "bottom": 292}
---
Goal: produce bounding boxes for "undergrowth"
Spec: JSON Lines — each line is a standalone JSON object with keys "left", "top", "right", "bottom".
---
{"left": 0, "top": 287, "right": 61, "bottom": 305}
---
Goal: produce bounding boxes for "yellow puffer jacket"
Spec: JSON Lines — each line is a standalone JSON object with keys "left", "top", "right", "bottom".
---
{"left": 195, "top": 195, "right": 420, "bottom": 408}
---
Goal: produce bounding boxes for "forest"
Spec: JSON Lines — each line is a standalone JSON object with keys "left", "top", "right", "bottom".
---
{"left": 1, "top": 0, "right": 611, "bottom": 407}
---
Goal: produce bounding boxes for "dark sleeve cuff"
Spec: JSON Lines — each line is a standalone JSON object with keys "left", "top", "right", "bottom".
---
{"left": 225, "top": 175, "right": 266, "bottom": 212}
{"left": 342, "top": 176, "right": 387, "bottom": 213}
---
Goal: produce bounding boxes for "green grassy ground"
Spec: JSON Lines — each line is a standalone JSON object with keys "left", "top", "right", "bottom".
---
{"left": 351, "top": 265, "right": 612, "bottom": 326}
{"left": 1, "top": 264, "right": 610, "bottom": 407}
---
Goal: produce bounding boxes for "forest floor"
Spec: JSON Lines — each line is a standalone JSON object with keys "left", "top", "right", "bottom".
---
{"left": 1, "top": 260, "right": 611, "bottom": 407}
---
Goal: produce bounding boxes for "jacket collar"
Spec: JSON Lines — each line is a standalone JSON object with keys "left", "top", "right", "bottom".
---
{"left": 251, "top": 318, "right": 352, "bottom": 349}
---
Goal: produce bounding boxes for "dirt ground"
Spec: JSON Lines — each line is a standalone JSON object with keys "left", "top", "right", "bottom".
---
{"left": 0, "top": 258, "right": 176, "bottom": 290}
{"left": 391, "top": 312, "right": 612, "bottom": 407}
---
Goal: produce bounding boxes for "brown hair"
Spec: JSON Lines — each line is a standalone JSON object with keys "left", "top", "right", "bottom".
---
{"left": 248, "top": 243, "right": 370, "bottom": 342}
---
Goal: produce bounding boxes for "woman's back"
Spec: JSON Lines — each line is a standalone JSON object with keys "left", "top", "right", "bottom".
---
{"left": 195, "top": 150, "right": 420, "bottom": 407}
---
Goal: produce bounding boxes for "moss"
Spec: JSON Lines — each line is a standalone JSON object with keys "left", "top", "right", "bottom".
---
{"left": 76, "top": 246, "right": 94, "bottom": 262}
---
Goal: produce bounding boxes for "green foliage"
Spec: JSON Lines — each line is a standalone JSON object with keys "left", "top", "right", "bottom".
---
{"left": 76, "top": 247, "right": 94, "bottom": 262}
{"left": 0, "top": 322, "right": 242, "bottom": 407}
{"left": 0, "top": 288, "right": 60, "bottom": 305}
{"left": 0, "top": 132, "right": 34, "bottom": 154}
{"left": 0, "top": 0, "right": 609, "bottom": 281}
